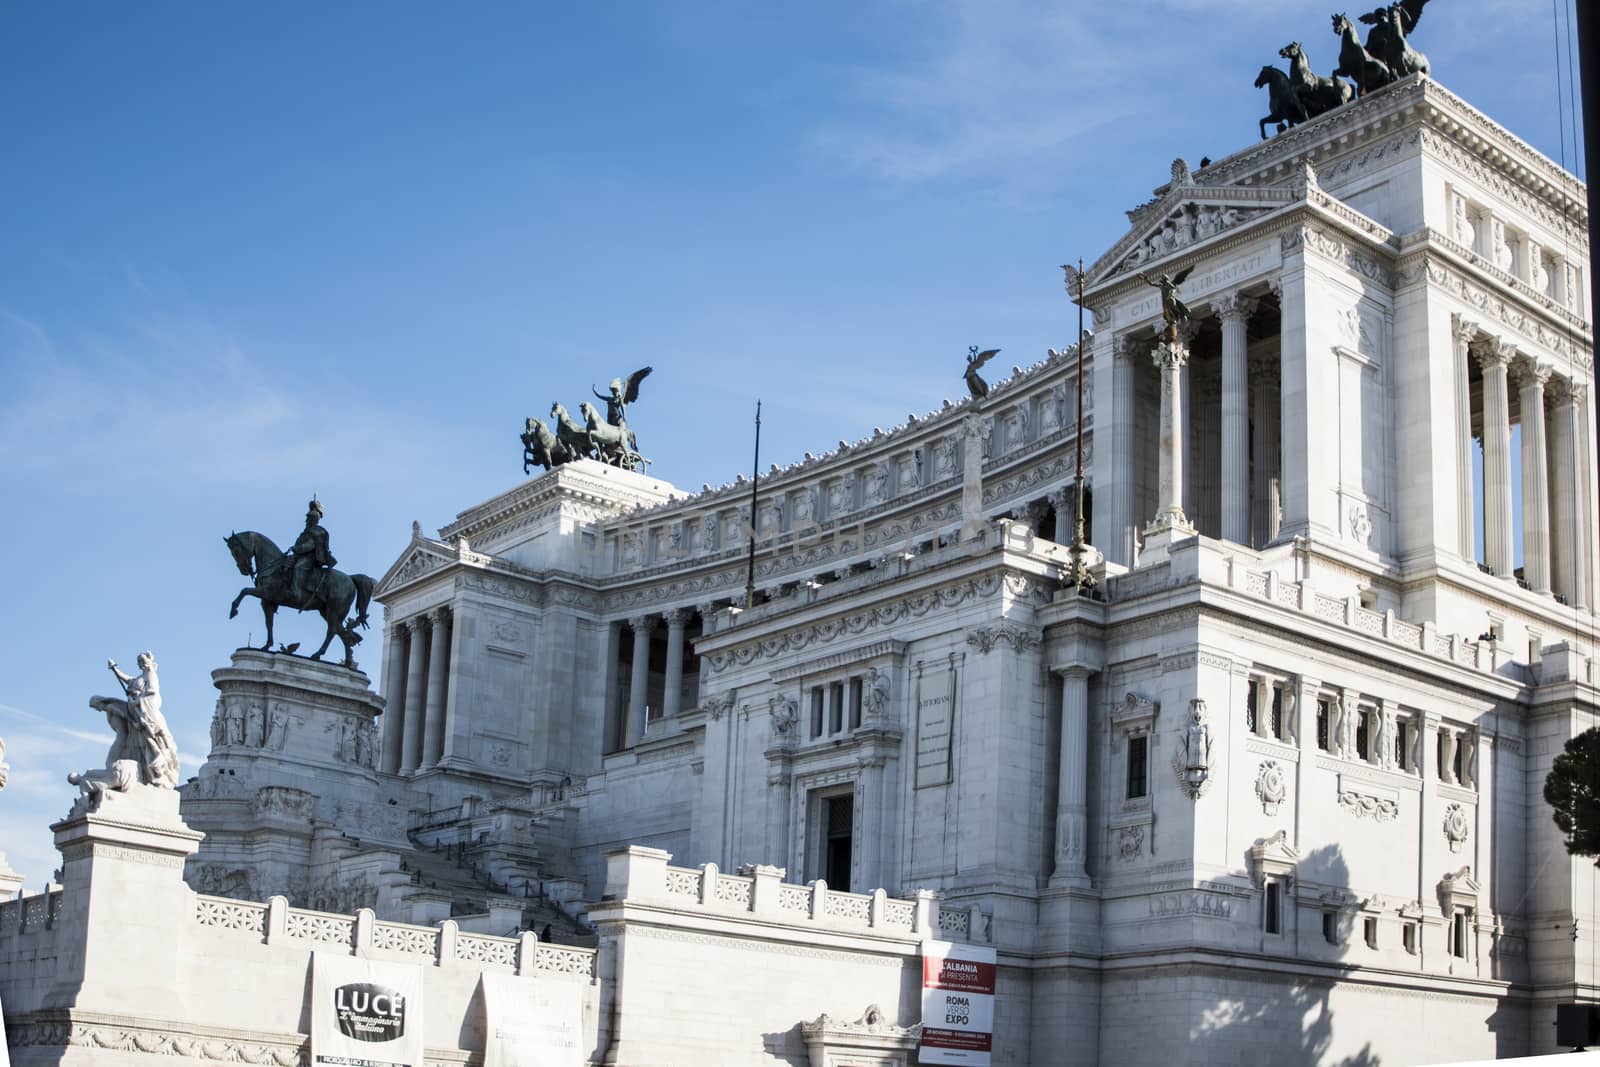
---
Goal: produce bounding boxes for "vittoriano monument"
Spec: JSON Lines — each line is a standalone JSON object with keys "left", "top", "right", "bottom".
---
{"left": 522, "top": 366, "right": 653, "bottom": 473}
{"left": 224, "top": 498, "right": 375, "bottom": 668}
{"left": 69, "top": 651, "right": 181, "bottom": 805}
{"left": 1253, "top": 1, "right": 1430, "bottom": 139}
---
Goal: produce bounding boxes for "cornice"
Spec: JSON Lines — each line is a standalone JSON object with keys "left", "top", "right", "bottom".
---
{"left": 440, "top": 461, "right": 675, "bottom": 545}
{"left": 1396, "top": 240, "right": 1594, "bottom": 371}
{"left": 1188, "top": 77, "right": 1584, "bottom": 225}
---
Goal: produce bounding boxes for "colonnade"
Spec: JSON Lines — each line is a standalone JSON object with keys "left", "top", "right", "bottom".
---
{"left": 1455, "top": 316, "right": 1593, "bottom": 608}
{"left": 1103, "top": 287, "right": 1280, "bottom": 559}
{"left": 381, "top": 606, "right": 454, "bottom": 775}
{"left": 619, "top": 608, "right": 701, "bottom": 746}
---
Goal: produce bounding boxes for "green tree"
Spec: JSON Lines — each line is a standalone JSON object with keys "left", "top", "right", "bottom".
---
{"left": 1545, "top": 727, "right": 1600, "bottom": 862}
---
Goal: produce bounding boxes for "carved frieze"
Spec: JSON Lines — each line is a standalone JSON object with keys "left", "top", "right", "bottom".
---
{"left": 1280, "top": 226, "right": 1394, "bottom": 288}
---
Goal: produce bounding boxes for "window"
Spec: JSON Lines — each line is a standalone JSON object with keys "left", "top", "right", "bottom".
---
{"left": 1270, "top": 687, "right": 1284, "bottom": 741}
{"left": 1316, "top": 698, "right": 1331, "bottom": 751}
{"left": 1126, "top": 735, "right": 1149, "bottom": 800}
{"left": 810, "top": 687, "right": 824, "bottom": 738}
{"left": 1453, "top": 741, "right": 1466, "bottom": 784}
{"left": 1322, "top": 911, "right": 1339, "bottom": 945}
{"left": 1245, "top": 685, "right": 1258, "bottom": 734}
{"left": 1451, "top": 911, "right": 1470, "bottom": 958}
{"left": 848, "top": 677, "right": 864, "bottom": 730}
{"left": 1364, "top": 916, "right": 1378, "bottom": 949}
{"left": 1263, "top": 880, "right": 1282, "bottom": 935}
{"left": 829, "top": 681, "right": 845, "bottom": 734}
{"left": 1355, "top": 710, "right": 1370, "bottom": 762}
{"left": 1403, "top": 922, "right": 1418, "bottom": 955}
{"left": 1396, "top": 720, "right": 1412, "bottom": 771}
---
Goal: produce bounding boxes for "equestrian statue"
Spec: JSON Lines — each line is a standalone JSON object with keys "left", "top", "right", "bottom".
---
{"left": 224, "top": 498, "right": 375, "bottom": 668}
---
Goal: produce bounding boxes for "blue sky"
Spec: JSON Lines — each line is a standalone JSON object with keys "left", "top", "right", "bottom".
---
{"left": 0, "top": 1, "right": 1585, "bottom": 884}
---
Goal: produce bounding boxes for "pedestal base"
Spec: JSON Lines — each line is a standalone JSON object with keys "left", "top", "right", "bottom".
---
{"left": 1139, "top": 517, "right": 1196, "bottom": 566}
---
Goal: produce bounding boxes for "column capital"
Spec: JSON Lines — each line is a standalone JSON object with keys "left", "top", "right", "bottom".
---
{"left": 1114, "top": 333, "right": 1145, "bottom": 363}
{"left": 1051, "top": 663, "right": 1097, "bottom": 679}
{"left": 664, "top": 607, "right": 693, "bottom": 628}
{"left": 428, "top": 605, "right": 452, "bottom": 625}
{"left": 1546, "top": 374, "right": 1576, "bottom": 405}
{"left": 1248, "top": 354, "right": 1280, "bottom": 384}
{"left": 1450, "top": 313, "right": 1481, "bottom": 347}
{"left": 1511, "top": 355, "right": 1552, "bottom": 390}
{"left": 1472, "top": 337, "right": 1516, "bottom": 370}
{"left": 1212, "top": 292, "right": 1259, "bottom": 324}
{"left": 1151, "top": 340, "right": 1189, "bottom": 370}
{"left": 628, "top": 614, "right": 658, "bottom": 633}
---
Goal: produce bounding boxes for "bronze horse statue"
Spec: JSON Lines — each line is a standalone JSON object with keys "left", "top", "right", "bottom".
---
{"left": 225, "top": 531, "right": 375, "bottom": 667}
{"left": 550, "top": 402, "right": 596, "bottom": 462}
{"left": 1254, "top": 66, "right": 1308, "bottom": 140}
{"left": 521, "top": 416, "right": 573, "bottom": 473}
{"left": 579, "top": 401, "right": 648, "bottom": 470}
{"left": 1279, "top": 42, "right": 1353, "bottom": 119}
{"left": 1332, "top": 13, "right": 1394, "bottom": 97}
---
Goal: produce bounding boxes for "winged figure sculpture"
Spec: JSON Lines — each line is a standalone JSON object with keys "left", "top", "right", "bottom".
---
{"left": 1137, "top": 265, "right": 1195, "bottom": 335}
{"left": 964, "top": 347, "right": 1000, "bottom": 400}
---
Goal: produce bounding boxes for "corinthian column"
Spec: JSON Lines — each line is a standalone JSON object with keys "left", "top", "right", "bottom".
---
{"left": 1216, "top": 294, "right": 1256, "bottom": 545}
{"left": 662, "top": 609, "right": 690, "bottom": 718}
{"left": 627, "top": 615, "right": 657, "bottom": 743}
{"left": 1451, "top": 315, "right": 1480, "bottom": 559}
{"left": 1549, "top": 379, "right": 1590, "bottom": 608}
{"left": 421, "top": 606, "right": 451, "bottom": 767}
{"left": 381, "top": 620, "right": 409, "bottom": 774}
{"left": 400, "top": 617, "right": 428, "bottom": 772}
{"left": 1475, "top": 340, "right": 1516, "bottom": 579}
{"left": 1251, "top": 355, "right": 1281, "bottom": 545}
{"left": 1051, "top": 667, "right": 1091, "bottom": 888}
{"left": 1107, "top": 334, "right": 1140, "bottom": 565}
{"left": 1515, "top": 358, "right": 1553, "bottom": 594}
{"left": 1149, "top": 339, "right": 1191, "bottom": 531}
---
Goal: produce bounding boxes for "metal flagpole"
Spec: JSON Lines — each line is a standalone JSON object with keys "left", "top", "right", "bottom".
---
{"left": 745, "top": 400, "right": 762, "bottom": 609}
{"left": 1071, "top": 259, "right": 1095, "bottom": 593}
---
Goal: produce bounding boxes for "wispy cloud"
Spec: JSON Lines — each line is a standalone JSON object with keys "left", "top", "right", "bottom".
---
{"left": 0, "top": 307, "right": 438, "bottom": 497}
{"left": 811, "top": 1, "right": 1138, "bottom": 184}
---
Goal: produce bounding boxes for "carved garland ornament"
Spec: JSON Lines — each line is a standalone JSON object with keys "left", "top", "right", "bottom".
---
{"left": 7, "top": 1020, "right": 305, "bottom": 1065}
{"left": 965, "top": 622, "right": 1043, "bottom": 655}
{"left": 704, "top": 572, "right": 1047, "bottom": 673}
{"left": 1338, "top": 788, "right": 1399, "bottom": 822}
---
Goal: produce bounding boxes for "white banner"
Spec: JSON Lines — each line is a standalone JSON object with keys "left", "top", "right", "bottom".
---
{"left": 482, "top": 971, "right": 586, "bottom": 1067}
{"left": 919, "top": 940, "right": 997, "bottom": 1066}
{"left": 312, "top": 952, "right": 427, "bottom": 1067}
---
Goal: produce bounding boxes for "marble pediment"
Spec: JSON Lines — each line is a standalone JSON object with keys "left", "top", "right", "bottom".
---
{"left": 1083, "top": 167, "right": 1293, "bottom": 290}
{"left": 374, "top": 539, "right": 457, "bottom": 597}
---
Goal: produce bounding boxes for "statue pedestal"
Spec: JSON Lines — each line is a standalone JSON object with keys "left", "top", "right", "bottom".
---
{"left": 183, "top": 650, "right": 403, "bottom": 904}
{"left": 49, "top": 784, "right": 203, "bottom": 1010}
{"left": 1138, "top": 517, "right": 1196, "bottom": 567}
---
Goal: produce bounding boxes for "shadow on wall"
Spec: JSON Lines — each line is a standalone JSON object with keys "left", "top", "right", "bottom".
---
{"left": 1196, "top": 844, "right": 1379, "bottom": 1067}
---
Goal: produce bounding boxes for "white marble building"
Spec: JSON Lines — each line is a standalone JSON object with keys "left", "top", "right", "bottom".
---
{"left": 114, "top": 74, "right": 1600, "bottom": 1063}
